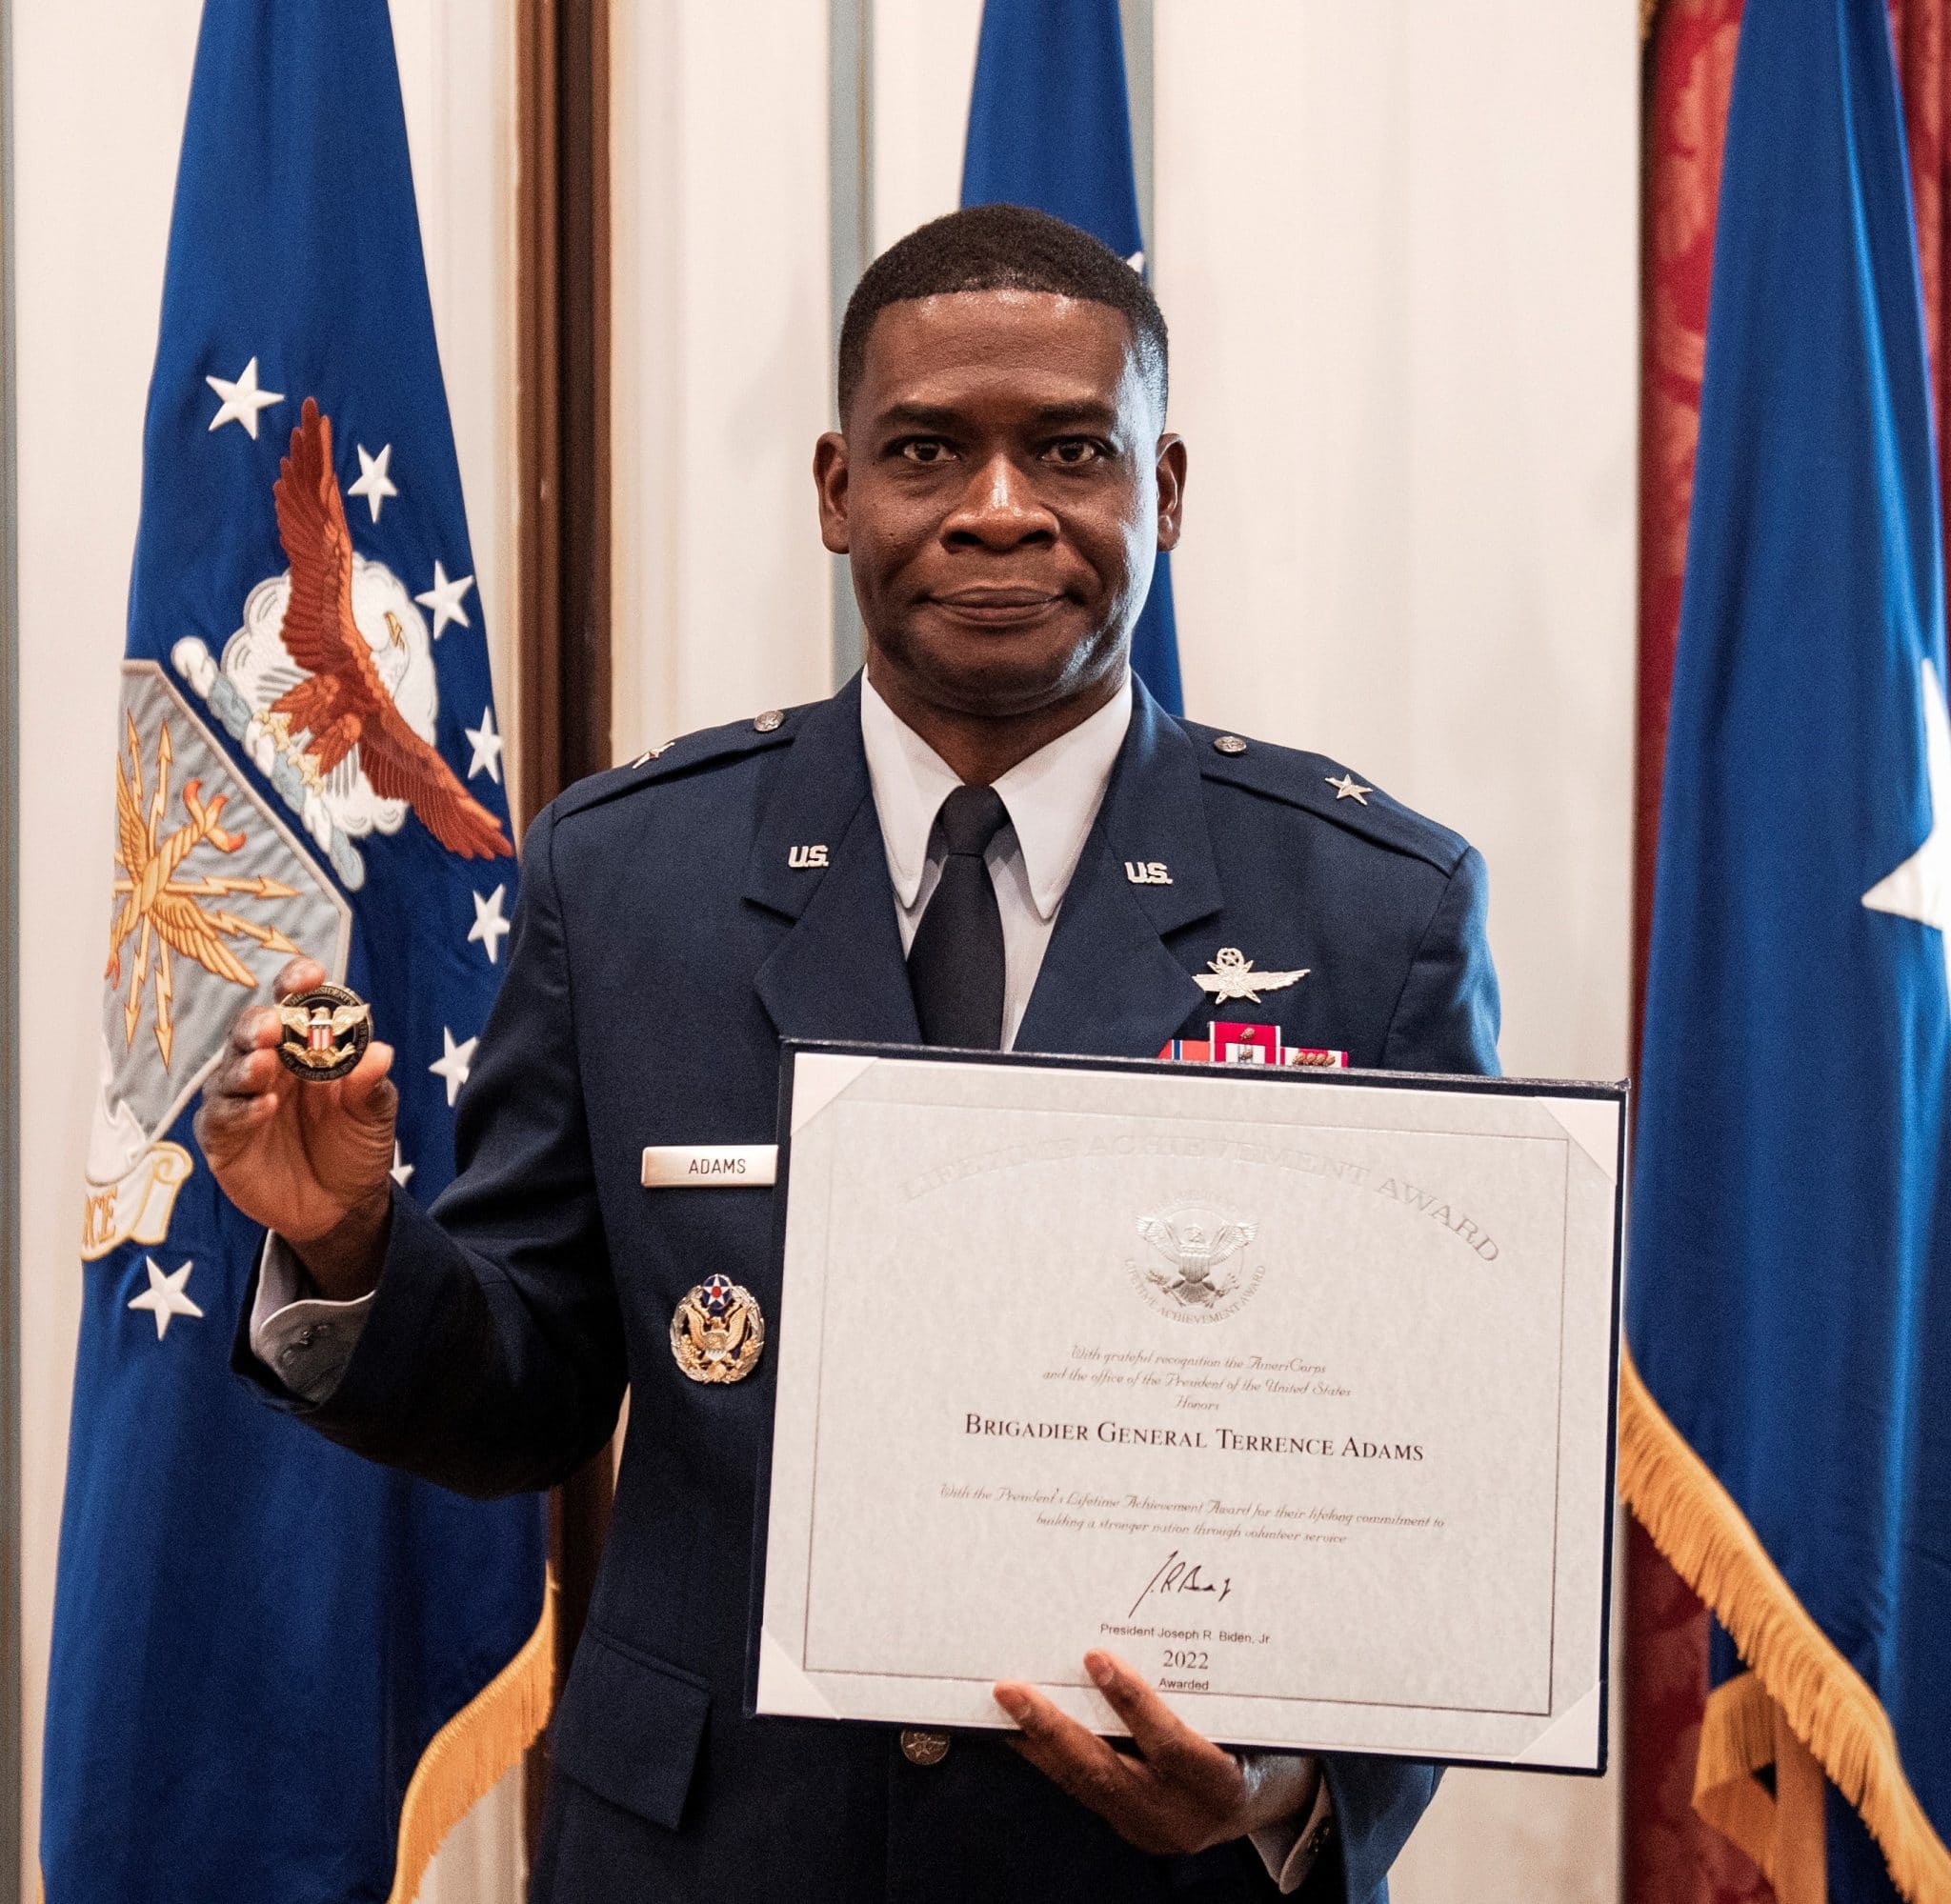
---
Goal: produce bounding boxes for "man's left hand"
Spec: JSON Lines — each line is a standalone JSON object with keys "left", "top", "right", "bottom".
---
{"left": 995, "top": 1650, "right": 1314, "bottom": 1855}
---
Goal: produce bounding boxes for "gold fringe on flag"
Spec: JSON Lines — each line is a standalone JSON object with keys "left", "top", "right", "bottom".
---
{"left": 1619, "top": 1353, "right": 1951, "bottom": 1902}
{"left": 386, "top": 1573, "right": 557, "bottom": 1904}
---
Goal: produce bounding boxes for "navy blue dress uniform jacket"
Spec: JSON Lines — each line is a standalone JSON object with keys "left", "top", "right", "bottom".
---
{"left": 236, "top": 673, "right": 1500, "bottom": 1903}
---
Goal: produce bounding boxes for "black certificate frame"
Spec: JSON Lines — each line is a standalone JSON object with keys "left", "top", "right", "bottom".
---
{"left": 748, "top": 1038, "right": 1629, "bottom": 1777}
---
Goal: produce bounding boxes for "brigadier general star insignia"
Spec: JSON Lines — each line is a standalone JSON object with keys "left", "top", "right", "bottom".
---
{"left": 1194, "top": 947, "right": 1311, "bottom": 1003}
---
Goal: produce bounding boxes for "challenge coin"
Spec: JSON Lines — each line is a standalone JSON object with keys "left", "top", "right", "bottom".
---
{"left": 275, "top": 982, "right": 373, "bottom": 1083}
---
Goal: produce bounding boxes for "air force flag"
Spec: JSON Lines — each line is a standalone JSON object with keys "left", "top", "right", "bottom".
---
{"left": 41, "top": 4, "right": 549, "bottom": 1898}
{"left": 1623, "top": 0, "right": 1951, "bottom": 1895}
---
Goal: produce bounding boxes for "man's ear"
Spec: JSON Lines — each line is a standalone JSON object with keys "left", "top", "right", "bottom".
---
{"left": 815, "top": 432, "right": 851, "bottom": 554}
{"left": 1155, "top": 433, "right": 1187, "bottom": 553}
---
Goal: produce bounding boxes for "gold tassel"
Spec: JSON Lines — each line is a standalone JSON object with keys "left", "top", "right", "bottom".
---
{"left": 1696, "top": 1674, "right": 1827, "bottom": 1902}
{"left": 386, "top": 1573, "right": 557, "bottom": 1904}
{"left": 1620, "top": 1353, "right": 1951, "bottom": 1902}
{"left": 1696, "top": 1674, "right": 1781, "bottom": 1874}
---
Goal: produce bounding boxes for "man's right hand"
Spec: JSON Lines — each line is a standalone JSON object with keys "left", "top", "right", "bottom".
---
{"left": 195, "top": 954, "right": 398, "bottom": 1301}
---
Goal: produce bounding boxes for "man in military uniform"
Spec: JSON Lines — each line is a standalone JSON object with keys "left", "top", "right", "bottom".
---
{"left": 200, "top": 205, "right": 1498, "bottom": 1901}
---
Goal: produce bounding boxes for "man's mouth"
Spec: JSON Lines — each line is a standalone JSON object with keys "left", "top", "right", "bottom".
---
{"left": 928, "top": 587, "right": 1065, "bottom": 627}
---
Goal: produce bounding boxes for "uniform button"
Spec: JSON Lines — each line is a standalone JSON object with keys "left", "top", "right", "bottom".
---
{"left": 899, "top": 1728, "right": 952, "bottom": 1766}
{"left": 1213, "top": 734, "right": 1248, "bottom": 755}
{"left": 754, "top": 709, "right": 785, "bottom": 733}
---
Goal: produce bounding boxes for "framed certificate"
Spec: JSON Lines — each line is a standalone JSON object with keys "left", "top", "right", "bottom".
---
{"left": 752, "top": 1044, "right": 1626, "bottom": 1772}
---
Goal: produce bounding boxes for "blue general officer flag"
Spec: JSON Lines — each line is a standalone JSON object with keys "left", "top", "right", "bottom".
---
{"left": 42, "top": 4, "right": 549, "bottom": 1899}
{"left": 1624, "top": 0, "right": 1951, "bottom": 1894}
{"left": 961, "top": 0, "right": 1183, "bottom": 714}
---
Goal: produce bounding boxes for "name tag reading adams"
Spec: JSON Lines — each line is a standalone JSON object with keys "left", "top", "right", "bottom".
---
{"left": 641, "top": 1145, "right": 777, "bottom": 1188}
{"left": 754, "top": 1045, "right": 1626, "bottom": 1772}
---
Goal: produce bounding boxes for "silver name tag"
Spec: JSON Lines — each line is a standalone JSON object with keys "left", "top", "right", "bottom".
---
{"left": 641, "top": 1145, "right": 778, "bottom": 1189}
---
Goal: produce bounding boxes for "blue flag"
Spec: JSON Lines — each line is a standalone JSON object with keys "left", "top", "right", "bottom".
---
{"left": 961, "top": 0, "right": 1183, "bottom": 714}
{"left": 42, "top": 5, "right": 549, "bottom": 1898}
{"left": 1624, "top": 0, "right": 1951, "bottom": 1894}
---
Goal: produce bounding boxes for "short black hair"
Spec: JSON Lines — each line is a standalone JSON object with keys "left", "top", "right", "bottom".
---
{"left": 836, "top": 203, "right": 1168, "bottom": 421}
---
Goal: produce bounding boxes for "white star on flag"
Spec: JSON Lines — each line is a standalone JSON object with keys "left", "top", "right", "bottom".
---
{"left": 1863, "top": 656, "right": 1951, "bottom": 1002}
{"left": 348, "top": 442, "right": 397, "bottom": 522}
{"left": 430, "top": 1026, "right": 479, "bottom": 1107}
{"left": 391, "top": 1141, "right": 414, "bottom": 1189}
{"left": 205, "top": 356, "right": 284, "bottom": 437}
{"left": 470, "top": 884, "right": 512, "bottom": 964}
{"left": 464, "top": 706, "right": 503, "bottom": 783}
{"left": 415, "top": 561, "right": 474, "bottom": 640}
{"left": 128, "top": 1256, "right": 204, "bottom": 1340}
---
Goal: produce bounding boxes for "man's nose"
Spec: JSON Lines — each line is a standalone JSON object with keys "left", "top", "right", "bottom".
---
{"left": 941, "top": 452, "right": 1057, "bottom": 549}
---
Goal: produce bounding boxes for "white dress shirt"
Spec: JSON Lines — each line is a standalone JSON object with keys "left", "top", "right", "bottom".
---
{"left": 858, "top": 667, "right": 1132, "bottom": 1051}
{"left": 251, "top": 672, "right": 1332, "bottom": 1890}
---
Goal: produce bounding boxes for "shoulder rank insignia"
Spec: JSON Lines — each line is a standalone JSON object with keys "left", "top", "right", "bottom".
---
{"left": 276, "top": 982, "right": 372, "bottom": 1081}
{"left": 1194, "top": 947, "right": 1310, "bottom": 1003}
{"left": 671, "top": 1274, "right": 766, "bottom": 1384}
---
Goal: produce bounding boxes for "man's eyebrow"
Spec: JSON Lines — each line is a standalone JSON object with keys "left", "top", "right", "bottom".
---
{"left": 875, "top": 403, "right": 966, "bottom": 434}
{"left": 1025, "top": 401, "right": 1120, "bottom": 430}
{"left": 872, "top": 399, "right": 1123, "bottom": 433}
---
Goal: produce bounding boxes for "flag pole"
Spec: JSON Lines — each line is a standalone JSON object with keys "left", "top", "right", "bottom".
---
{"left": 514, "top": 0, "right": 616, "bottom": 1856}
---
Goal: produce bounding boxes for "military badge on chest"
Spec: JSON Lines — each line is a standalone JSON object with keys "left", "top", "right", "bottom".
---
{"left": 671, "top": 1273, "right": 767, "bottom": 1384}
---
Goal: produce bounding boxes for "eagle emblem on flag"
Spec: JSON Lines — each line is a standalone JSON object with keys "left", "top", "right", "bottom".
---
{"left": 264, "top": 400, "right": 511, "bottom": 861}
{"left": 171, "top": 399, "right": 512, "bottom": 887}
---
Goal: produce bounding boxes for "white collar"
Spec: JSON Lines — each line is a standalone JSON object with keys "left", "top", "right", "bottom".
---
{"left": 859, "top": 668, "right": 1135, "bottom": 922}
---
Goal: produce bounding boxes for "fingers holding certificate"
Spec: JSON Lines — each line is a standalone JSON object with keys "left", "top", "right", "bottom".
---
{"left": 753, "top": 1045, "right": 1626, "bottom": 1772}
{"left": 995, "top": 1650, "right": 1313, "bottom": 1857}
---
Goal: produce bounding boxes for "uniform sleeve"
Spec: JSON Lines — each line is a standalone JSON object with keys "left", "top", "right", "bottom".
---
{"left": 1298, "top": 1758, "right": 1443, "bottom": 1903}
{"left": 231, "top": 800, "right": 627, "bottom": 1496}
{"left": 1379, "top": 845, "right": 1501, "bottom": 1077}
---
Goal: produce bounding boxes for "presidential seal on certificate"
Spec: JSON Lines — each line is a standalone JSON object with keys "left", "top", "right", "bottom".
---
{"left": 753, "top": 1046, "right": 1626, "bottom": 1772}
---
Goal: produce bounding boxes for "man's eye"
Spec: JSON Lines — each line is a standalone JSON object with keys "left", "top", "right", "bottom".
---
{"left": 1046, "top": 438, "right": 1105, "bottom": 467}
{"left": 898, "top": 439, "right": 953, "bottom": 465}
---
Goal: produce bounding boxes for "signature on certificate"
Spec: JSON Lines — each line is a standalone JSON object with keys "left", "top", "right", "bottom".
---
{"left": 1129, "top": 1547, "right": 1234, "bottom": 1619}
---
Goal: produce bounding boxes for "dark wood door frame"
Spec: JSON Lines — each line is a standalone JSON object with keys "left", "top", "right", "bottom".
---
{"left": 514, "top": 0, "right": 613, "bottom": 1850}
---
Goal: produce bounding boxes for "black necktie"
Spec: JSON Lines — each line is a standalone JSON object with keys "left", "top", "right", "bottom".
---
{"left": 908, "top": 784, "right": 1011, "bottom": 1049}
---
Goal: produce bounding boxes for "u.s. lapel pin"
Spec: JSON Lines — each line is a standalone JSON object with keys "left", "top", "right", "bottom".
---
{"left": 1194, "top": 948, "right": 1310, "bottom": 1004}
{"left": 787, "top": 844, "right": 830, "bottom": 870}
{"left": 1124, "top": 859, "right": 1173, "bottom": 886}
